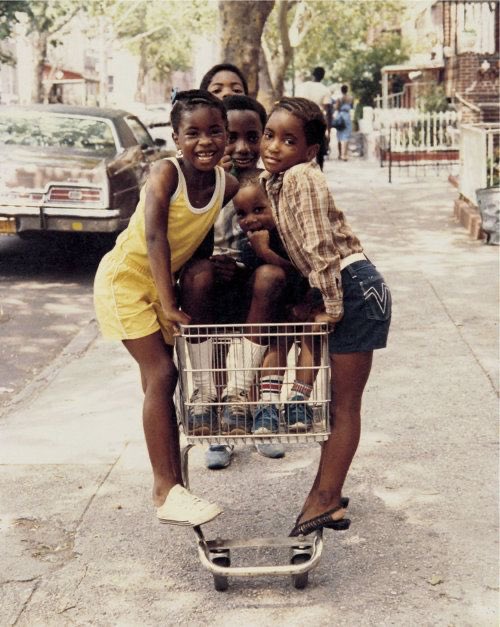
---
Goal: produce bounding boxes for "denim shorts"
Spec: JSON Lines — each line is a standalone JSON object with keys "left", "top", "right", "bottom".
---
{"left": 328, "top": 260, "right": 391, "bottom": 354}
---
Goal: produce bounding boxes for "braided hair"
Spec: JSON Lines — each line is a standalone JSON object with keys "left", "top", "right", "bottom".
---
{"left": 270, "top": 97, "right": 326, "bottom": 146}
{"left": 170, "top": 89, "right": 227, "bottom": 133}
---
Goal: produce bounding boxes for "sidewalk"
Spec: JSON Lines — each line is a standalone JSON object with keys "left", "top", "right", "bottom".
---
{"left": 1, "top": 158, "right": 498, "bottom": 626}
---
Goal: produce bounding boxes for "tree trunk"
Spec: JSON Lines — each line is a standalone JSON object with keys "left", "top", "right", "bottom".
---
{"left": 135, "top": 41, "right": 148, "bottom": 103}
{"left": 218, "top": 0, "right": 274, "bottom": 98}
{"left": 267, "top": 0, "right": 293, "bottom": 98}
{"left": 31, "top": 32, "right": 48, "bottom": 104}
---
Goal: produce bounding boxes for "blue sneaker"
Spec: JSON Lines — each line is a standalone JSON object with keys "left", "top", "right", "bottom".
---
{"left": 187, "top": 389, "right": 218, "bottom": 436}
{"left": 255, "top": 442, "right": 285, "bottom": 458}
{"left": 253, "top": 404, "right": 280, "bottom": 435}
{"left": 205, "top": 445, "right": 233, "bottom": 469}
{"left": 220, "top": 392, "right": 252, "bottom": 435}
{"left": 283, "top": 395, "right": 313, "bottom": 433}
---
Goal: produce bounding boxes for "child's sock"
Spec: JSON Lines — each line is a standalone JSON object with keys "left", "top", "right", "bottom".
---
{"left": 187, "top": 339, "right": 216, "bottom": 400}
{"left": 289, "top": 380, "right": 313, "bottom": 400}
{"left": 223, "top": 337, "right": 268, "bottom": 398}
{"left": 259, "top": 375, "right": 284, "bottom": 404}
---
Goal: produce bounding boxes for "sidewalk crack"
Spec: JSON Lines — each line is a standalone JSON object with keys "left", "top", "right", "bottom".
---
{"left": 427, "top": 278, "right": 498, "bottom": 394}
{"left": 76, "top": 442, "right": 130, "bottom": 530}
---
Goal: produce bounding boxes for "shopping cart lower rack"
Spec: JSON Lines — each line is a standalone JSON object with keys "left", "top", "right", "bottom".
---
{"left": 175, "top": 322, "right": 333, "bottom": 590}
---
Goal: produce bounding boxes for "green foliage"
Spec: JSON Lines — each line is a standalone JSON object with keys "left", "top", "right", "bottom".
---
{"left": 339, "top": 33, "right": 408, "bottom": 108}
{"left": 93, "top": 0, "right": 216, "bottom": 81}
{"left": 417, "top": 85, "right": 449, "bottom": 113}
{"left": 0, "top": 1, "right": 29, "bottom": 39}
{"left": 263, "top": 0, "right": 407, "bottom": 104}
{"left": 0, "top": 0, "right": 83, "bottom": 37}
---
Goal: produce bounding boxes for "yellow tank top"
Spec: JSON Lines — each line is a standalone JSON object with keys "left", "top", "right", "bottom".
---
{"left": 113, "top": 157, "right": 225, "bottom": 275}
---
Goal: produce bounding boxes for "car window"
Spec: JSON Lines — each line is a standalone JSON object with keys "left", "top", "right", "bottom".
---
{"left": 0, "top": 112, "right": 117, "bottom": 155}
{"left": 125, "top": 117, "right": 154, "bottom": 148}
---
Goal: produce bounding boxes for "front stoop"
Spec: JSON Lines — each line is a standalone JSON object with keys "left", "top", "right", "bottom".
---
{"left": 453, "top": 197, "right": 484, "bottom": 240}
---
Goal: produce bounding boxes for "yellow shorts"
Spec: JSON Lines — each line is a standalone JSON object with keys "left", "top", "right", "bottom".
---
{"left": 93, "top": 251, "right": 175, "bottom": 345}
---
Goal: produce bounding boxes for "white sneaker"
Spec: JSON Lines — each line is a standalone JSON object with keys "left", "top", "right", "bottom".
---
{"left": 156, "top": 484, "right": 223, "bottom": 526}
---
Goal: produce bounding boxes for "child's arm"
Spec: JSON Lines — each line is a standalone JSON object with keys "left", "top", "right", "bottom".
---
{"left": 145, "top": 160, "right": 190, "bottom": 333}
{"left": 247, "top": 230, "right": 294, "bottom": 271}
{"left": 287, "top": 169, "right": 344, "bottom": 322}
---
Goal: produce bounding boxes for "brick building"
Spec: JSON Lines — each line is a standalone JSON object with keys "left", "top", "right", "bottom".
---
{"left": 380, "top": 0, "right": 499, "bottom": 123}
{"left": 441, "top": 0, "right": 499, "bottom": 123}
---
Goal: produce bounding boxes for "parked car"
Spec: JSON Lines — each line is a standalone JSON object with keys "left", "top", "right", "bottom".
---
{"left": 125, "top": 102, "right": 174, "bottom": 152}
{"left": 0, "top": 104, "right": 172, "bottom": 237}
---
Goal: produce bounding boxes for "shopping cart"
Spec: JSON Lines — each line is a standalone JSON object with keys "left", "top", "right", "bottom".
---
{"left": 175, "top": 322, "right": 331, "bottom": 590}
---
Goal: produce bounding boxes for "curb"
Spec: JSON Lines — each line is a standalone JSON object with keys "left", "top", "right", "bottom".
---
{"left": 0, "top": 318, "right": 99, "bottom": 419}
{"left": 453, "top": 197, "right": 484, "bottom": 240}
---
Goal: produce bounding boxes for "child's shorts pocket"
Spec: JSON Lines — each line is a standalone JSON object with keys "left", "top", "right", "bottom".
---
{"left": 359, "top": 273, "right": 392, "bottom": 322}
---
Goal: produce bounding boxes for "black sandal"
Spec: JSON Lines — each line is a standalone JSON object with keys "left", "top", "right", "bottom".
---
{"left": 290, "top": 505, "right": 351, "bottom": 537}
{"left": 293, "top": 496, "right": 350, "bottom": 528}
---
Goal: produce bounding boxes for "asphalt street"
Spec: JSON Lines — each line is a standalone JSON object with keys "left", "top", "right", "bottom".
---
{"left": 1, "top": 156, "right": 498, "bottom": 626}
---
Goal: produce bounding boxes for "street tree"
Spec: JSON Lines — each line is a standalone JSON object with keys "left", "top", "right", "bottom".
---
{"left": 258, "top": 0, "right": 404, "bottom": 103}
{"left": 0, "top": 0, "right": 82, "bottom": 102}
{"left": 0, "top": 1, "right": 26, "bottom": 64}
{"left": 90, "top": 0, "right": 216, "bottom": 102}
{"left": 218, "top": 0, "right": 274, "bottom": 98}
{"left": 260, "top": 0, "right": 312, "bottom": 107}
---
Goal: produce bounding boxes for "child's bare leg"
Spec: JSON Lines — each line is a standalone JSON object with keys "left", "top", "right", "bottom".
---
{"left": 222, "top": 264, "right": 287, "bottom": 408}
{"left": 123, "top": 332, "right": 181, "bottom": 506}
{"left": 179, "top": 258, "right": 215, "bottom": 325}
{"left": 296, "top": 351, "right": 373, "bottom": 524}
{"left": 295, "top": 333, "right": 321, "bottom": 387}
{"left": 246, "top": 264, "right": 287, "bottom": 334}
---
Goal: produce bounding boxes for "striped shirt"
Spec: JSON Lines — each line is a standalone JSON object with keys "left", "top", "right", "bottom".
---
{"left": 262, "top": 161, "right": 363, "bottom": 320}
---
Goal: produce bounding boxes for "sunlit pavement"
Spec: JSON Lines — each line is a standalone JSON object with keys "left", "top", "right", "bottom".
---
{"left": 1, "top": 156, "right": 498, "bottom": 626}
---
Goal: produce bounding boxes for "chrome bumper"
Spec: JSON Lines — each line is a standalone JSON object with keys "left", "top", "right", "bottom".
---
{"left": 0, "top": 206, "right": 125, "bottom": 233}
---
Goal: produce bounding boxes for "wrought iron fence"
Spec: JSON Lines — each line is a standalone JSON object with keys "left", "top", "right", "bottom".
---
{"left": 377, "top": 111, "right": 460, "bottom": 182}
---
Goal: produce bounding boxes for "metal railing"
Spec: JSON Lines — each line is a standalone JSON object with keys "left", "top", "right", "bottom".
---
{"left": 459, "top": 123, "right": 500, "bottom": 204}
{"left": 374, "top": 82, "right": 440, "bottom": 110}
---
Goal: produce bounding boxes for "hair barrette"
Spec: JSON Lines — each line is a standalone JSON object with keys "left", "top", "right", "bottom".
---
{"left": 171, "top": 87, "right": 179, "bottom": 105}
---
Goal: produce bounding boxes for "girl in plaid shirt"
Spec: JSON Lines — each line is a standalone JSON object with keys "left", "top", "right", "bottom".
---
{"left": 260, "top": 97, "right": 392, "bottom": 536}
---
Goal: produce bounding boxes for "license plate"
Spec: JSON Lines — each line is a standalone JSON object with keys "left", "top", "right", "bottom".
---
{"left": 0, "top": 217, "right": 16, "bottom": 234}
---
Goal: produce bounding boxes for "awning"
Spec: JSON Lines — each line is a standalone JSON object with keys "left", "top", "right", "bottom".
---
{"left": 382, "top": 62, "right": 444, "bottom": 75}
{"left": 42, "top": 64, "right": 99, "bottom": 84}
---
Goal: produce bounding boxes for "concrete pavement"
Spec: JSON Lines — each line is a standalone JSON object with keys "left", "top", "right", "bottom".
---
{"left": 1, "top": 157, "right": 498, "bottom": 626}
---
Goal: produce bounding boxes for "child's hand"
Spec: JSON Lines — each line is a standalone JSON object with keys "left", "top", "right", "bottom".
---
{"left": 314, "top": 311, "right": 337, "bottom": 330}
{"left": 163, "top": 305, "right": 191, "bottom": 336}
{"left": 219, "top": 155, "right": 233, "bottom": 171}
{"left": 210, "top": 254, "right": 238, "bottom": 281}
{"left": 247, "top": 229, "right": 270, "bottom": 258}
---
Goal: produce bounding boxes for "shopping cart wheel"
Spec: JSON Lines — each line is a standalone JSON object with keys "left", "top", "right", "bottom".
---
{"left": 290, "top": 551, "right": 311, "bottom": 589}
{"left": 210, "top": 550, "right": 230, "bottom": 592}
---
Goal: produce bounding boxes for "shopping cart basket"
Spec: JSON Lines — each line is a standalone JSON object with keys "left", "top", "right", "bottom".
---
{"left": 175, "top": 322, "right": 332, "bottom": 590}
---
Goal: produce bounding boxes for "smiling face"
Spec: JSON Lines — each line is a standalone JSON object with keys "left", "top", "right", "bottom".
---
{"left": 260, "top": 109, "right": 318, "bottom": 174}
{"left": 234, "top": 183, "right": 275, "bottom": 234}
{"left": 173, "top": 105, "right": 227, "bottom": 171}
{"left": 225, "top": 109, "right": 263, "bottom": 172}
{"left": 206, "top": 70, "right": 245, "bottom": 99}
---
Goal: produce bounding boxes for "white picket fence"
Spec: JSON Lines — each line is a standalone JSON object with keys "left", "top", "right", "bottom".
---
{"left": 375, "top": 110, "right": 460, "bottom": 153}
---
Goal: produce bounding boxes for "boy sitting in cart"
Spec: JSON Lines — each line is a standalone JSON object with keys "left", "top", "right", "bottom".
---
{"left": 232, "top": 169, "right": 326, "bottom": 433}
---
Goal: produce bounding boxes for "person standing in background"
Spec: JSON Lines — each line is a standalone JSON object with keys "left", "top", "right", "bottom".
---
{"left": 296, "top": 67, "right": 332, "bottom": 168}
{"left": 335, "top": 84, "right": 354, "bottom": 161}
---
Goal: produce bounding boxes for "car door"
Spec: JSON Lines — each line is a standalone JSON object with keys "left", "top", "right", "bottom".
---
{"left": 124, "top": 116, "right": 163, "bottom": 186}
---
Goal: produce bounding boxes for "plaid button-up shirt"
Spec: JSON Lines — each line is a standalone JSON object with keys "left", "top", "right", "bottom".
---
{"left": 262, "top": 161, "right": 363, "bottom": 320}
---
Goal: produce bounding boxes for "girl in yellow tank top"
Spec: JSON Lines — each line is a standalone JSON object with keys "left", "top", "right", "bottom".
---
{"left": 93, "top": 90, "right": 238, "bottom": 527}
